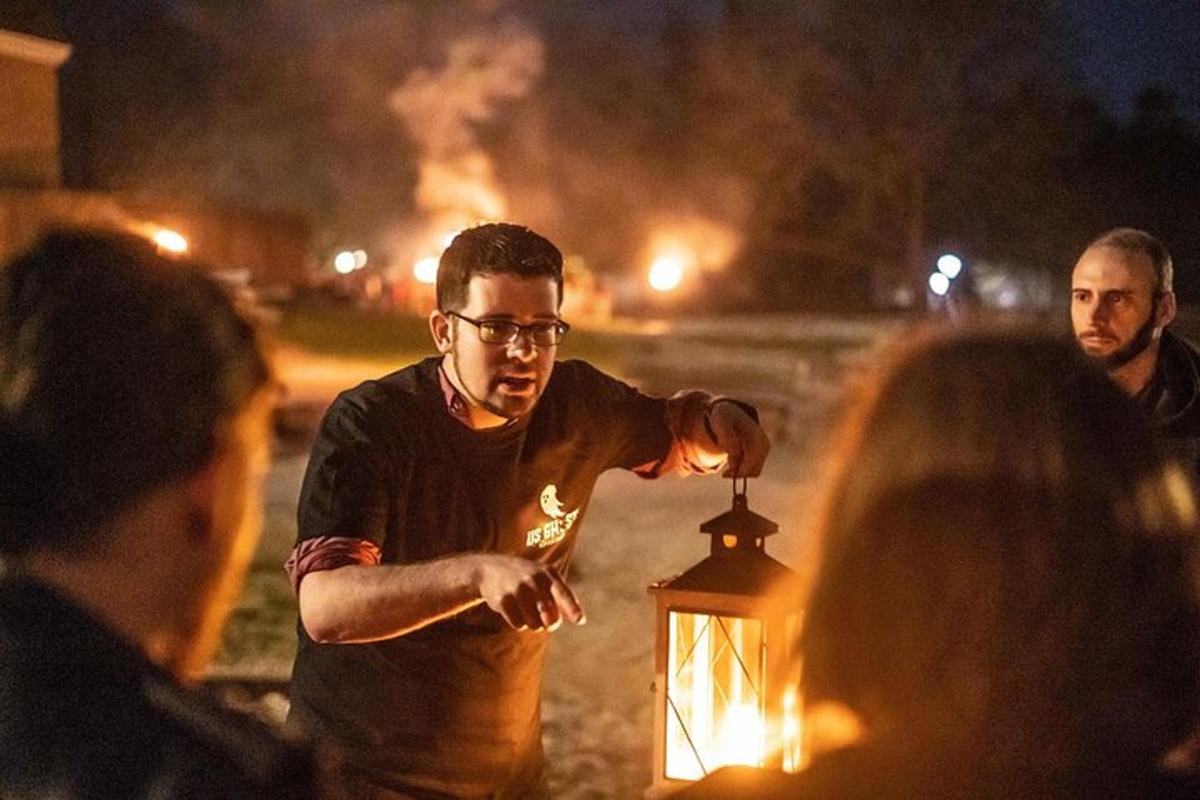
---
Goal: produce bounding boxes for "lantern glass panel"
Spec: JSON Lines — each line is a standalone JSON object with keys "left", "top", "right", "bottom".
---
{"left": 665, "top": 610, "right": 766, "bottom": 780}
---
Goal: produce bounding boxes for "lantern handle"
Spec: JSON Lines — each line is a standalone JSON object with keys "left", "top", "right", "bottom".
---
{"left": 732, "top": 474, "right": 748, "bottom": 501}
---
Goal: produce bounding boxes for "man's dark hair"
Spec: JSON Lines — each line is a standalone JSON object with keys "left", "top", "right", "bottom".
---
{"left": 0, "top": 230, "right": 271, "bottom": 557}
{"left": 1087, "top": 227, "right": 1174, "bottom": 294}
{"left": 436, "top": 223, "right": 563, "bottom": 311}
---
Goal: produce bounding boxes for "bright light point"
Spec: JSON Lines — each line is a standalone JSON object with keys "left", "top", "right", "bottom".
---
{"left": 413, "top": 256, "right": 439, "bottom": 285}
{"left": 715, "top": 704, "right": 765, "bottom": 768}
{"left": 648, "top": 256, "right": 684, "bottom": 292}
{"left": 153, "top": 229, "right": 188, "bottom": 254}
{"left": 334, "top": 251, "right": 357, "bottom": 275}
{"left": 929, "top": 272, "right": 951, "bottom": 296}
{"left": 936, "top": 254, "right": 963, "bottom": 279}
{"left": 353, "top": 249, "right": 368, "bottom": 269}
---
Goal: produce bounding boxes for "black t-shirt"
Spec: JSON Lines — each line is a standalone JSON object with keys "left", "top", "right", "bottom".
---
{"left": 288, "top": 357, "right": 673, "bottom": 797}
{"left": 0, "top": 575, "right": 317, "bottom": 800}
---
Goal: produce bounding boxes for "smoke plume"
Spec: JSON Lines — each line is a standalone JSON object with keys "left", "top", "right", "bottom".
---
{"left": 388, "top": 18, "right": 544, "bottom": 265}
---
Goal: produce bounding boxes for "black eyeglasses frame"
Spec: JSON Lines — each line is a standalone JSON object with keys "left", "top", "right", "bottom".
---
{"left": 444, "top": 310, "right": 570, "bottom": 347}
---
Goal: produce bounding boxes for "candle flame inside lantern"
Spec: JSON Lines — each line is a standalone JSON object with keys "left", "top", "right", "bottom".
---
{"left": 665, "top": 611, "right": 769, "bottom": 781}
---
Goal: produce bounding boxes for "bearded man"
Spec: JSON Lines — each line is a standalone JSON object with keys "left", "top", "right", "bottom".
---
{"left": 1071, "top": 227, "right": 1200, "bottom": 475}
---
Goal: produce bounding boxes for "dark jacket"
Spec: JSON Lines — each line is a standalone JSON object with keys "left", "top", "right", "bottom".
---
{"left": 0, "top": 575, "right": 319, "bottom": 799}
{"left": 1140, "top": 330, "right": 1200, "bottom": 478}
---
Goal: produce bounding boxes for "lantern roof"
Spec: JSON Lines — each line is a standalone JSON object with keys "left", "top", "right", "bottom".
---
{"left": 654, "top": 548, "right": 793, "bottom": 597}
{"left": 699, "top": 493, "right": 779, "bottom": 540}
{"left": 651, "top": 484, "right": 795, "bottom": 598}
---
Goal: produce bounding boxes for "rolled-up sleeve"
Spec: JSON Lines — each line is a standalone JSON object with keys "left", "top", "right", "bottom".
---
{"left": 288, "top": 391, "right": 400, "bottom": 589}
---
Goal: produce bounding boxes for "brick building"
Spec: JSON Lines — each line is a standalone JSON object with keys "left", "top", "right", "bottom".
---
{"left": 0, "top": 17, "right": 310, "bottom": 287}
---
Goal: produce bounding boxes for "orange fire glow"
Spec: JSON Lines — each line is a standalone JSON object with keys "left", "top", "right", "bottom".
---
{"left": 127, "top": 222, "right": 190, "bottom": 257}
{"left": 649, "top": 255, "right": 686, "bottom": 292}
{"left": 153, "top": 228, "right": 189, "bottom": 255}
{"left": 412, "top": 256, "right": 439, "bottom": 285}
{"left": 666, "top": 612, "right": 769, "bottom": 780}
{"left": 643, "top": 218, "right": 741, "bottom": 295}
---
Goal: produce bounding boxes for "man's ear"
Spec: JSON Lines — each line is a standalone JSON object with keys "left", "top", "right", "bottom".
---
{"left": 429, "top": 309, "right": 452, "bottom": 354}
{"left": 182, "top": 461, "right": 219, "bottom": 545}
{"left": 1157, "top": 291, "right": 1177, "bottom": 331}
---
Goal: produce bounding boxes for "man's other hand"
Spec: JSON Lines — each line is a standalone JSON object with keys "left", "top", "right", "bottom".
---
{"left": 472, "top": 554, "right": 586, "bottom": 631}
{"left": 708, "top": 401, "right": 771, "bottom": 478}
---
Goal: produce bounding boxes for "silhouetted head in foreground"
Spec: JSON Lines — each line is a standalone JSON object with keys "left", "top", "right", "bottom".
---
{"left": 803, "top": 326, "right": 1200, "bottom": 786}
{"left": 0, "top": 229, "right": 274, "bottom": 679}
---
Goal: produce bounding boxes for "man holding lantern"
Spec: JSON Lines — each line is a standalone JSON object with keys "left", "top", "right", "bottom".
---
{"left": 285, "top": 222, "right": 770, "bottom": 798}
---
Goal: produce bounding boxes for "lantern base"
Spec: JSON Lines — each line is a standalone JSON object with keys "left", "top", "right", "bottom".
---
{"left": 644, "top": 777, "right": 693, "bottom": 799}
{"left": 647, "top": 767, "right": 789, "bottom": 798}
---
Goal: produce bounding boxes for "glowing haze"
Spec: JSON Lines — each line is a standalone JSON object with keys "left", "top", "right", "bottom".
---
{"left": 389, "top": 18, "right": 544, "bottom": 276}
{"left": 644, "top": 216, "right": 741, "bottom": 294}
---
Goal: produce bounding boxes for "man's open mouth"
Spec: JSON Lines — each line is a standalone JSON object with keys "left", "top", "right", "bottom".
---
{"left": 497, "top": 376, "right": 537, "bottom": 392}
{"left": 1080, "top": 332, "right": 1115, "bottom": 344}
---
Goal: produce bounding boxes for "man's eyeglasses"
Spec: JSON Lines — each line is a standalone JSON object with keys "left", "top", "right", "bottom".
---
{"left": 446, "top": 311, "right": 570, "bottom": 347}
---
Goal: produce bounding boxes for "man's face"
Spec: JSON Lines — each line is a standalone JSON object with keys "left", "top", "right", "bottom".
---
{"left": 440, "top": 273, "right": 561, "bottom": 423}
{"left": 1071, "top": 246, "right": 1165, "bottom": 370}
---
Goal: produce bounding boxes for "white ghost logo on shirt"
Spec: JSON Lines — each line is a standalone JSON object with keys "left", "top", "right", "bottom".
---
{"left": 540, "top": 484, "right": 565, "bottom": 519}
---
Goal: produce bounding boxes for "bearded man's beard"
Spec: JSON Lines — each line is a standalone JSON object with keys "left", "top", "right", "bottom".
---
{"left": 1087, "top": 312, "right": 1158, "bottom": 370}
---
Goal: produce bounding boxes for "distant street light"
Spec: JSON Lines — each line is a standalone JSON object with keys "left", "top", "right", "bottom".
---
{"left": 334, "top": 250, "right": 358, "bottom": 275}
{"left": 153, "top": 229, "right": 189, "bottom": 255}
{"left": 929, "top": 272, "right": 951, "bottom": 296}
{"left": 353, "top": 249, "right": 369, "bottom": 269}
{"left": 413, "top": 256, "right": 439, "bottom": 285}
{"left": 936, "top": 254, "right": 963, "bottom": 279}
{"left": 648, "top": 256, "right": 684, "bottom": 293}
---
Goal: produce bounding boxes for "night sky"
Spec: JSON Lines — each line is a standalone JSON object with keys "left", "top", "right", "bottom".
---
{"left": 611, "top": 0, "right": 1200, "bottom": 120}
{"left": 1064, "top": 0, "right": 1200, "bottom": 121}
{"left": 7, "top": 1, "right": 1197, "bottom": 120}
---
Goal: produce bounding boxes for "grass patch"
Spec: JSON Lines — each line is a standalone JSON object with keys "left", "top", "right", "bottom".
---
{"left": 273, "top": 301, "right": 433, "bottom": 361}
{"left": 213, "top": 475, "right": 304, "bottom": 678}
{"left": 213, "top": 563, "right": 298, "bottom": 677}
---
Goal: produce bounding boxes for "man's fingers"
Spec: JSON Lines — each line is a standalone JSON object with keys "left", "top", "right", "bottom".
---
{"left": 526, "top": 569, "right": 562, "bottom": 629}
{"left": 720, "top": 417, "right": 770, "bottom": 477}
{"left": 739, "top": 435, "right": 768, "bottom": 477}
{"left": 516, "top": 585, "right": 550, "bottom": 631}
{"left": 722, "top": 439, "right": 745, "bottom": 478}
{"left": 536, "top": 597, "right": 561, "bottom": 631}
{"left": 748, "top": 428, "right": 771, "bottom": 476}
{"left": 482, "top": 558, "right": 585, "bottom": 631}
{"left": 498, "top": 595, "right": 529, "bottom": 631}
{"left": 548, "top": 574, "right": 586, "bottom": 625}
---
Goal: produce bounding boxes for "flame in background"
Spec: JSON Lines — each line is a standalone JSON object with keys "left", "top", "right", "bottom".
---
{"left": 644, "top": 217, "right": 741, "bottom": 293}
{"left": 126, "top": 221, "right": 189, "bottom": 257}
{"left": 389, "top": 19, "right": 544, "bottom": 273}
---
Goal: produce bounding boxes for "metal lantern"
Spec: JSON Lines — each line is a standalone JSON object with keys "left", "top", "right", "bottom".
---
{"left": 647, "top": 480, "right": 801, "bottom": 795}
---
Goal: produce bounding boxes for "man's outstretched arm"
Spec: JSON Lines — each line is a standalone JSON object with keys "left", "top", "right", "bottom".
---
{"left": 297, "top": 552, "right": 585, "bottom": 644}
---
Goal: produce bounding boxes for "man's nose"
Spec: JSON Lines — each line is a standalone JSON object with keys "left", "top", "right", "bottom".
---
{"left": 1088, "top": 298, "right": 1111, "bottom": 324}
{"left": 506, "top": 331, "right": 539, "bottom": 360}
